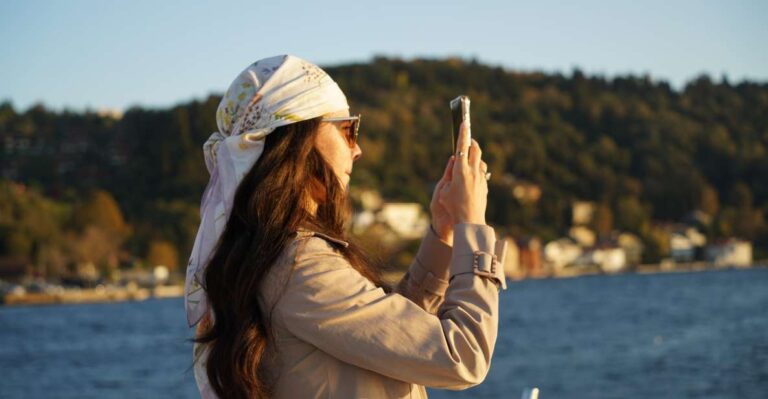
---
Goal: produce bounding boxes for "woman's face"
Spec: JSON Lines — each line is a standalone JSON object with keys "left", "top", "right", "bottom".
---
{"left": 315, "top": 109, "right": 362, "bottom": 190}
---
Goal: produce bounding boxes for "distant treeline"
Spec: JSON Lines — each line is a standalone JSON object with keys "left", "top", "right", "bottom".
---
{"left": 1, "top": 56, "right": 766, "bottom": 275}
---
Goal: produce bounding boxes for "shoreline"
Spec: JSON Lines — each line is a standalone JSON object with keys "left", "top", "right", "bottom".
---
{"left": 1, "top": 284, "right": 184, "bottom": 307}
{"left": 514, "top": 261, "right": 767, "bottom": 281}
{"left": 4, "top": 263, "right": 766, "bottom": 307}
{"left": 385, "top": 261, "right": 766, "bottom": 286}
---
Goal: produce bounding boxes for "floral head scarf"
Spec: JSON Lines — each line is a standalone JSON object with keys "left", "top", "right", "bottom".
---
{"left": 184, "top": 55, "right": 349, "bottom": 327}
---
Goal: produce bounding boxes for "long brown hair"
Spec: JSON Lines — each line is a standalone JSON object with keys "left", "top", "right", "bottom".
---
{"left": 194, "top": 117, "right": 387, "bottom": 398}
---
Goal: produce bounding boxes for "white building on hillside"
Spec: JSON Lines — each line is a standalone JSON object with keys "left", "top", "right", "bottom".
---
{"left": 544, "top": 238, "right": 582, "bottom": 272}
{"left": 574, "top": 246, "right": 627, "bottom": 274}
{"left": 569, "top": 226, "right": 596, "bottom": 247}
{"left": 705, "top": 239, "right": 752, "bottom": 267}
{"left": 669, "top": 226, "right": 707, "bottom": 262}
{"left": 377, "top": 203, "right": 429, "bottom": 240}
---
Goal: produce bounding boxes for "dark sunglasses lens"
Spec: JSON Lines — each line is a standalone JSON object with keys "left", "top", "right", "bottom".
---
{"left": 349, "top": 119, "right": 358, "bottom": 147}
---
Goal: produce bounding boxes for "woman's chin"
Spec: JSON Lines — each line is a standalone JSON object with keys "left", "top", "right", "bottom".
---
{"left": 334, "top": 173, "right": 351, "bottom": 192}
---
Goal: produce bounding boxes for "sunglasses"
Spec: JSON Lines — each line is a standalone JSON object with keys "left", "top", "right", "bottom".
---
{"left": 320, "top": 114, "right": 361, "bottom": 148}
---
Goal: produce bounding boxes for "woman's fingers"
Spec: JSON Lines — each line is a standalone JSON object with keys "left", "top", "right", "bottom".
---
{"left": 434, "top": 156, "right": 453, "bottom": 207}
{"left": 454, "top": 121, "right": 471, "bottom": 177}
{"left": 434, "top": 157, "right": 453, "bottom": 212}
{"left": 437, "top": 177, "right": 449, "bottom": 198}
{"left": 441, "top": 156, "right": 455, "bottom": 183}
{"left": 457, "top": 122, "right": 471, "bottom": 156}
{"left": 458, "top": 121, "right": 471, "bottom": 155}
{"left": 468, "top": 139, "right": 482, "bottom": 171}
{"left": 441, "top": 122, "right": 489, "bottom": 225}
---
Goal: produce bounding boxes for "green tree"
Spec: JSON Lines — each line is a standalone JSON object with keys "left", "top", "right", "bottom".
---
{"left": 699, "top": 184, "right": 720, "bottom": 216}
{"left": 615, "top": 196, "right": 649, "bottom": 234}
{"left": 146, "top": 240, "right": 179, "bottom": 271}
{"left": 72, "top": 190, "right": 130, "bottom": 238}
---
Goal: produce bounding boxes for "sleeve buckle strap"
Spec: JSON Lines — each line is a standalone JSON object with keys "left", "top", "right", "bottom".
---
{"left": 472, "top": 251, "right": 507, "bottom": 290}
{"left": 472, "top": 251, "right": 497, "bottom": 277}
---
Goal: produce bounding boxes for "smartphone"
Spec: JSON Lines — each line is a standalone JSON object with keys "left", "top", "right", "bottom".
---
{"left": 450, "top": 95, "right": 471, "bottom": 153}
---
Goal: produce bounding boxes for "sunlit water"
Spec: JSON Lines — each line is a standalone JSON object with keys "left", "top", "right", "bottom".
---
{"left": 1, "top": 268, "right": 766, "bottom": 398}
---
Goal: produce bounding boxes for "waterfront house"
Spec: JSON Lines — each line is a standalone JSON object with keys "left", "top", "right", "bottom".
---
{"left": 573, "top": 245, "right": 628, "bottom": 274}
{"left": 670, "top": 233, "right": 695, "bottom": 262}
{"left": 350, "top": 198, "right": 429, "bottom": 240}
{"left": 595, "top": 246, "right": 628, "bottom": 273}
{"left": 517, "top": 237, "right": 544, "bottom": 277}
{"left": 543, "top": 237, "right": 582, "bottom": 272}
{"left": 705, "top": 239, "right": 753, "bottom": 267}
{"left": 617, "top": 232, "right": 644, "bottom": 266}
{"left": 351, "top": 210, "right": 376, "bottom": 234}
{"left": 668, "top": 225, "right": 707, "bottom": 262}
{"left": 569, "top": 225, "right": 596, "bottom": 247}
{"left": 377, "top": 203, "right": 430, "bottom": 240}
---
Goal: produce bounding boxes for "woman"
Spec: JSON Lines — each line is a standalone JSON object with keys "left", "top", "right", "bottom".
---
{"left": 185, "top": 55, "right": 507, "bottom": 399}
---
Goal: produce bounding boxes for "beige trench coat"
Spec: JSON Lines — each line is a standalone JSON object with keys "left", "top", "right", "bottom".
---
{"left": 193, "top": 223, "right": 507, "bottom": 398}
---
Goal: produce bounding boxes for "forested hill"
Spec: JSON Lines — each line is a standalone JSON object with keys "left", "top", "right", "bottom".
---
{"left": 327, "top": 58, "right": 766, "bottom": 236}
{"left": 2, "top": 56, "right": 767, "bottom": 263}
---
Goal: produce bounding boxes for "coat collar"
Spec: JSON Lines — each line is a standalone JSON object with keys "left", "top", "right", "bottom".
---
{"left": 295, "top": 227, "right": 350, "bottom": 248}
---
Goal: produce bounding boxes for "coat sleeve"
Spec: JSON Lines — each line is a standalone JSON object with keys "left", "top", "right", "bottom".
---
{"left": 274, "top": 223, "right": 505, "bottom": 390}
{"left": 393, "top": 226, "right": 453, "bottom": 314}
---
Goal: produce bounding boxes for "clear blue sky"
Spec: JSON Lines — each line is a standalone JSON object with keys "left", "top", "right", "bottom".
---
{"left": 1, "top": 0, "right": 766, "bottom": 112}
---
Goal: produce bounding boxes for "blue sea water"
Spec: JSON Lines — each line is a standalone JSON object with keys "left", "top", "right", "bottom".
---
{"left": 1, "top": 268, "right": 766, "bottom": 399}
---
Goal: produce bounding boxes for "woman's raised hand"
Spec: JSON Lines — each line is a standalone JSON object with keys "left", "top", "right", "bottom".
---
{"left": 430, "top": 155, "right": 457, "bottom": 243}
{"left": 438, "top": 121, "right": 488, "bottom": 226}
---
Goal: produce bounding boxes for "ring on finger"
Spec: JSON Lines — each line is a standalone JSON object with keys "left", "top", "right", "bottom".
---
{"left": 457, "top": 150, "right": 465, "bottom": 157}
{"left": 484, "top": 172, "right": 492, "bottom": 181}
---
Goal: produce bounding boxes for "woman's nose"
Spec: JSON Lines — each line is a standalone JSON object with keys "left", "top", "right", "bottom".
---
{"left": 352, "top": 143, "right": 362, "bottom": 161}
